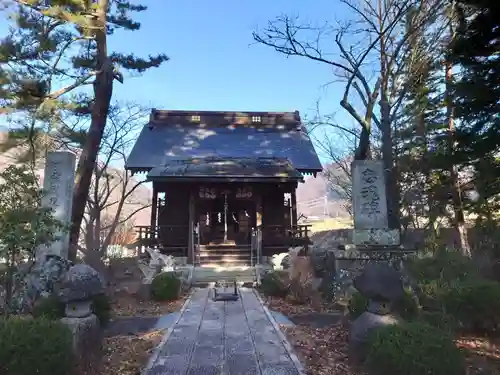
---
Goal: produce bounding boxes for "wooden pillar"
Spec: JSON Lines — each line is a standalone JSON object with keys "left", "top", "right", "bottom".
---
{"left": 291, "top": 186, "right": 298, "bottom": 227}
{"left": 255, "top": 194, "right": 263, "bottom": 227}
{"left": 187, "top": 190, "right": 195, "bottom": 265}
{"left": 151, "top": 184, "right": 158, "bottom": 228}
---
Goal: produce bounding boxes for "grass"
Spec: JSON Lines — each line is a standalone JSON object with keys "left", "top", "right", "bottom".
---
{"left": 306, "top": 218, "right": 352, "bottom": 233}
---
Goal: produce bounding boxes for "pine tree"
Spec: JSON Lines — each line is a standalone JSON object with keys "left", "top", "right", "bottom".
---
{"left": 0, "top": 0, "right": 169, "bottom": 260}
{"left": 452, "top": 0, "right": 500, "bottom": 218}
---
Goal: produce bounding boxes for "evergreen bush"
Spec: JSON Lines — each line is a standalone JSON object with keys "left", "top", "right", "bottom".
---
{"left": 365, "top": 322, "right": 465, "bottom": 375}
{"left": 151, "top": 272, "right": 181, "bottom": 301}
{"left": 0, "top": 317, "right": 74, "bottom": 375}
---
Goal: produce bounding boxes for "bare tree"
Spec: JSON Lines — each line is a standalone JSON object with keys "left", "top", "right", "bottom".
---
{"left": 78, "top": 103, "right": 150, "bottom": 276}
{"left": 306, "top": 105, "right": 358, "bottom": 216}
{"left": 254, "top": 0, "right": 445, "bottom": 230}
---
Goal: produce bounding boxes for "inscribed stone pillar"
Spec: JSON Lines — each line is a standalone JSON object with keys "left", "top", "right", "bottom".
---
{"left": 37, "top": 151, "right": 76, "bottom": 261}
{"left": 352, "top": 160, "right": 400, "bottom": 246}
{"left": 352, "top": 160, "right": 388, "bottom": 229}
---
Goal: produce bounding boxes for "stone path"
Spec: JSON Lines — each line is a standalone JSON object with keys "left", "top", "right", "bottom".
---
{"left": 145, "top": 288, "right": 304, "bottom": 375}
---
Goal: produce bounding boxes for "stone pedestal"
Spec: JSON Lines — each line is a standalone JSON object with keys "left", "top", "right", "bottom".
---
{"left": 138, "top": 281, "right": 152, "bottom": 300}
{"left": 61, "top": 314, "right": 102, "bottom": 375}
{"left": 348, "top": 310, "right": 400, "bottom": 363}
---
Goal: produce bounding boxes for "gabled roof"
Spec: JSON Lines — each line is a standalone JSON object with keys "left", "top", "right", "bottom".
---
{"left": 125, "top": 110, "right": 323, "bottom": 174}
{"left": 147, "top": 157, "right": 304, "bottom": 182}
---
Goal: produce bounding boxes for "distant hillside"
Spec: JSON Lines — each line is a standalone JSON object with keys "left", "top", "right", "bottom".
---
{"left": 296, "top": 164, "right": 350, "bottom": 219}
{"left": 0, "top": 132, "right": 151, "bottom": 227}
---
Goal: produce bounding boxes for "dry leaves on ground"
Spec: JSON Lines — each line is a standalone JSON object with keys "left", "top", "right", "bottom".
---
{"left": 264, "top": 295, "right": 340, "bottom": 316}
{"left": 100, "top": 330, "right": 164, "bottom": 375}
{"left": 283, "top": 324, "right": 364, "bottom": 375}
{"left": 264, "top": 295, "right": 500, "bottom": 375}
{"left": 100, "top": 292, "right": 187, "bottom": 375}
{"left": 457, "top": 336, "right": 500, "bottom": 375}
{"left": 263, "top": 295, "right": 361, "bottom": 375}
{"left": 111, "top": 293, "right": 186, "bottom": 317}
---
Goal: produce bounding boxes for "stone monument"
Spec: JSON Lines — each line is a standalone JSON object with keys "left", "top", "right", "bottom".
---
{"left": 37, "top": 151, "right": 76, "bottom": 261}
{"left": 351, "top": 160, "right": 400, "bottom": 246}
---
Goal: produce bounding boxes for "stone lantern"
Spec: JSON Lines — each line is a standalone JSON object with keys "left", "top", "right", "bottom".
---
{"left": 348, "top": 262, "right": 404, "bottom": 363}
{"left": 59, "top": 264, "right": 104, "bottom": 318}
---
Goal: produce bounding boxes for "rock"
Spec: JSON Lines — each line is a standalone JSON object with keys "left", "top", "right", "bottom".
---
{"left": 59, "top": 264, "right": 104, "bottom": 318}
{"left": 349, "top": 310, "right": 400, "bottom": 363}
{"left": 310, "top": 248, "right": 328, "bottom": 277}
{"left": 353, "top": 262, "right": 404, "bottom": 302}
{"left": 13, "top": 254, "right": 72, "bottom": 313}
{"left": 270, "top": 253, "right": 288, "bottom": 270}
{"left": 286, "top": 246, "right": 305, "bottom": 274}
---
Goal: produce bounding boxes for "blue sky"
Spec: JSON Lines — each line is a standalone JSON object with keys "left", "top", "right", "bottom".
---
{"left": 1, "top": 1, "right": 358, "bottom": 163}
{"left": 110, "top": 0, "right": 345, "bottom": 115}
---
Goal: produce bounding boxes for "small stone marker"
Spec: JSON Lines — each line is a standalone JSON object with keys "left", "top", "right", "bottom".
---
{"left": 38, "top": 151, "right": 76, "bottom": 261}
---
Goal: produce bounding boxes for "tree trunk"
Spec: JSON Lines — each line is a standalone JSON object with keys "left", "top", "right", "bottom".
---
{"left": 445, "top": 58, "right": 471, "bottom": 257}
{"left": 83, "top": 249, "right": 109, "bottom": 284}
{"left": 378, "top": 1, "right": 400, "bottom": 231}
{"left": 68, "top": 0, "right": 113, "bottom": 261}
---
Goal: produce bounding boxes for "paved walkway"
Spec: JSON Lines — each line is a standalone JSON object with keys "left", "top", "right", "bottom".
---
{"left": 145, "top": 288, "right": 304, "bottom": 375}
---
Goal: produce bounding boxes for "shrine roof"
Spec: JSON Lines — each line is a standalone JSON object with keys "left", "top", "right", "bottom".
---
{"left": 125, "top": 109, "right": 322, "bottom": 174}
{"left": 146, "top": 157, "right": 304, "bottom": 182}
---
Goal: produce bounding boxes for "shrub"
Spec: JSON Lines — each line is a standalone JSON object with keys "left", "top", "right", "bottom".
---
{"left": 151, "top": 272, "right": 181, "bottom": 301}
{"left": 407, "top": 249, "right": 479, "bottom": 284}
{"left": 348, "top": 289, "right": 420, "bottom": 321}
{"left": 365, "top": 322, "right": 466, "bottom": 375}
{"left": 420, "top": 311, "right": 459, "bottom": 334}
{"left": 441, "top": 279, "right": 500, "bottom": 334}
{"left": 0, "top": 317, "right": 74, "bottom": 375}
{"left": 32, "top": 295, "right": 64, "bottom": 320}
{"left": 415, "top": 279, "right": 452, "bottom": 311}
{"left": 32, "top": 293, "right": 112, "bottom": 326}
{"left": 259, "top": 271, "right": 290, "bottom": 298}
{"left": 348, "top": 291, "right": 368, "bottom": 319}
{"left": 92, "top": 294, "right": 112, "bottom": 326}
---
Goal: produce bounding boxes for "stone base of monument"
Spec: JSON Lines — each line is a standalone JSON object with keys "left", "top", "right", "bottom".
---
{"left": 212, "top": 280, "right": 239, "bottom": 301}
{"left": 61, "top": 314, "right": 102, "bottom": 374}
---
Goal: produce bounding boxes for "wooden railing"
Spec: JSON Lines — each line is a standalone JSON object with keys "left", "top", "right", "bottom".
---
{"left": 259, "top": 224, "right": 312, "bottom": 251}
{"left": 135, "top": 225, "right": 189, "bottom": 256}
{"left": 135, "top": 223, "right": 312, "bottom": 256}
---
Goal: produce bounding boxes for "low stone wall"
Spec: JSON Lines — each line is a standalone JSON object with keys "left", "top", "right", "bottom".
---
{"left": 310, "top": 227, "right": 493, "bottom": 253}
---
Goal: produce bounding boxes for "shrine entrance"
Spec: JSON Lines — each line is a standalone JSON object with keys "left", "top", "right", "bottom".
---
{"left": 196, "top": 187, "right": 256, "bottom": 246}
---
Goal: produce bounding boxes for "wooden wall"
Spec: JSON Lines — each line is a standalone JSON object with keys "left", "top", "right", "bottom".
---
{"left": 152, "top": 180, "right": 297, "bottom": 255}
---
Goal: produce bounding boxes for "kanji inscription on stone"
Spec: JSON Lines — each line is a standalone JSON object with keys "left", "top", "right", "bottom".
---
{"left": 352, "top": 160, "right": 388, "bottom": 229}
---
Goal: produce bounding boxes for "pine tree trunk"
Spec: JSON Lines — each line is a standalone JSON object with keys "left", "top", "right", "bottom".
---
{"left": 445, "top": 59, "right": 471, "bottom": 257}
{"left": 68, "top": 0, "right": 113, "bottom": 261}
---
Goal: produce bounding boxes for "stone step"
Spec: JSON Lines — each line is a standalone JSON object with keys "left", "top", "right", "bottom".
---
{"left": 192, "top": 266, "right": 256, "bottom": 284}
